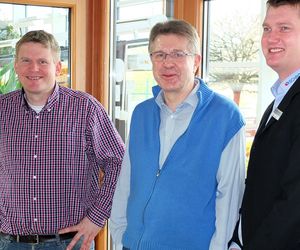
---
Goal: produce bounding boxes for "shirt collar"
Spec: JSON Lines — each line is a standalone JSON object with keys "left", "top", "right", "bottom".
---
{"left": 21, "top": 83, "right": 60, "bottom": 111}
{"left": 46, "top": 83, "right": 60, "bottom": 109}
{"left": 271, "top": 69, "right": 300, "bottom": 97}
{"left": 155, "top": 78, "right": 199, "bottom": 111}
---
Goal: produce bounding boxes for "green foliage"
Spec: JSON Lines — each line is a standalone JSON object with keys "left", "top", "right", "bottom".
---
{"left": 0, "top": 61, "right": 21, "bottom": 94}
{"left": 0, "top": 25, "right": 19, "bottom": 56}
{"left": 0, "top": 25, "right": 21, "bottom": 94}
{"left": 0, "top": 25, "right": 19, "bottom": 40}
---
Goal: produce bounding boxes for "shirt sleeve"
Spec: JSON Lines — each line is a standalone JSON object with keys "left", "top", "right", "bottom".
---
{"left": 109, "top": 139, "right": 131, "bottom": 245}
{"left": 85, "top": 100, "right": 125, "bottom": 227}
{"left": 209, "top": 127, "right": 246, "bottom": 250}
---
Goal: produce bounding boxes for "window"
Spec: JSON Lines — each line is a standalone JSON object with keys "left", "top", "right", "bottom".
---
{"left": 202, "top": 0, "right": 276, "bottom": 162}
{"left": 111, "top": 0, "right": 174, "bottom": 141}
{"left": 0, "top": 3, "right": 70, "bottom": 94}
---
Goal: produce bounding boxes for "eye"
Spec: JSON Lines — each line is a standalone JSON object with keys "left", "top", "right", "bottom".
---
{"left": 262, "top": 26, "right": 271, "bottom": 33}
{"left": 20, "top": 58, "right": 30, "bottom": 63}
{"left": 280, "top": 25, "right": 290, "bottom": 32}
{"left": 154, "top": 52, "right": 165, "bottom": 60}
{"left": 172, "top": 51, "right": 185, "bottom": 58}
{"left": 151, "top": 52, "right": 166, "bottom": 61}
{"left": 39, "top": 60, "right": 49, "bottom": 65}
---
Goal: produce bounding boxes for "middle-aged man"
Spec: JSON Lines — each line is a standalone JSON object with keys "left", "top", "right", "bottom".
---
{"left": 110, "top": 19, "right": 246, "bottom": 250}
{"left": 0, "top": 30, "right": 125, "bottom": 250}
{"left": 229, "top": 0, "right": 300, "bottom": 249}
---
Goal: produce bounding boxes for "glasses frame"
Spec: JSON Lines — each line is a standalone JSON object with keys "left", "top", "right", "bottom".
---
{"left": 150, "top": 50, "right": 195, "bottom": 62}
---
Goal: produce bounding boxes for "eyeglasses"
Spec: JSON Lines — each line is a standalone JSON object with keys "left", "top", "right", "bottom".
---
{"left": 150, "top": 50, "right": 194, "bottom": 62}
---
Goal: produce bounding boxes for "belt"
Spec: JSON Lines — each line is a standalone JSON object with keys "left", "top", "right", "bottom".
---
{"left": 0, "top": 232, "right": 76, "bottom": 244}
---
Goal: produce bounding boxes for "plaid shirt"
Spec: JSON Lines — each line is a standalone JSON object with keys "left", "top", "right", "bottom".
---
{"left": 0, "top": 85, "right": 125, "bottom": 235}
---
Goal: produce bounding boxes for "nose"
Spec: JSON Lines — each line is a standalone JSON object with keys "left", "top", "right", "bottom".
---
{"left": 163, "top": 53, "right": 171, "bottom": 61}
{"left": 162, "top": 54, "right": 175, "bottom": 63}
{"left": 263, "top": 30, "right": 280, "bottom": 43}
{"left": 29, "top": 62, "right": 39, "bottom": 71}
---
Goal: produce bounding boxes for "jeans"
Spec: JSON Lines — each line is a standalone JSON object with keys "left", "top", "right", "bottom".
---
{"left": 0, "top": 234, "right": 95, "bottom": 250}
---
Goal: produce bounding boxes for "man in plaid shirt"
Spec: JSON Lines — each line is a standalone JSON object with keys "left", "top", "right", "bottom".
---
{"left": 0, "top": 30, "right": 125, "bottom": 250}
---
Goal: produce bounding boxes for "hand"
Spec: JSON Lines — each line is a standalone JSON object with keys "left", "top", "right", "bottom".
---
{"left": 59, "top": 217, "right": 102, "bottom": 250}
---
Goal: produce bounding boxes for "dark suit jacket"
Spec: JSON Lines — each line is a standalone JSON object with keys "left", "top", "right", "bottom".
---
{"left": 231, "top": 77, "right": 300, "bottom": 250}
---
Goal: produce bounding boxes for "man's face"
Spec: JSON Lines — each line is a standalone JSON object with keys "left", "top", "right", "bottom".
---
{"left": 150, "top": 34, "right": 201, "bottom": 98}
{"left": 14, "top": 42, "right": 61, "bottom": 97}
{"left": 261, "top": 4, "right": 300, "bottom": 80}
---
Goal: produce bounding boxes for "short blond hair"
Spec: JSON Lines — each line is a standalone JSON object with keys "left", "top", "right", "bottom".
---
{"left": 15, "top": 30, "right": 61, "bottom": 62}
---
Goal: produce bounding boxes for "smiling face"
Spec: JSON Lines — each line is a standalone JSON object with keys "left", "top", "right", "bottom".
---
{"left": 150, "top": 34, "right": 201, "bottom": 102}
{"left": 14, "top": 42, "right": 61, "bottom": 102}
{"left": 261, "top": 4, "right": 300, "bottom": 80}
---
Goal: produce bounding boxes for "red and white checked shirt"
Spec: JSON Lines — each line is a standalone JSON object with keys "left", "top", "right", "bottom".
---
{"left": 0, "top": 85, "right": 125, "bottom": 235}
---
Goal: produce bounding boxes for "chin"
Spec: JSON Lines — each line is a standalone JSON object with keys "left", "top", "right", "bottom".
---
{"left": 266, "top": 61, "right": 280, "bottom": 69}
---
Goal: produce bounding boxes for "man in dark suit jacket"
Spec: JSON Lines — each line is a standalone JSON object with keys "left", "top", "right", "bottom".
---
{"left": 229, "top": 0, "right": 300, "bottom": 249}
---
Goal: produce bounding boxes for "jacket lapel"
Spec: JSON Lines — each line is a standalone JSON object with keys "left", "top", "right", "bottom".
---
{"left": 256, "top": 77, "right": 300, "bottom": 137}
{"left": 255, "top": 101, "right": 274, "bottom": 137}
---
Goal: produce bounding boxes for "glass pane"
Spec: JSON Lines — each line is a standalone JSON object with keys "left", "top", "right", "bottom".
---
{"left": 0, "top": 3, "right": 70, "bottom": 94}
{"left": 203, "top": 0, "right": 276, "bottom": 163}
{"left": 118, "top": 0, "right": 166, "bottom": 21}
{"left": 111, "top": 0, "right": 173, "bottom": 142}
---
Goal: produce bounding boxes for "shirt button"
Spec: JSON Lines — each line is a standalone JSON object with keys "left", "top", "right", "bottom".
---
{"left": 35, "top": 116, "right": 39, "bottom": 119}
{"left": 47, "top": 109, "right": 51, "bottom": 112}
{"left": 33, "top": 197, "right": 37, "bottom": 201}
{"left": 34, "top": 135, "right": 38, "bottom": 139}
{"left": 33, "top": 155, "right": 37, "bottom": 159}
{"left": 33, "top": 176, "right": 37, "bottom": 179}
{"left": 33, "top": 218, "right": 38, "bottom": 222}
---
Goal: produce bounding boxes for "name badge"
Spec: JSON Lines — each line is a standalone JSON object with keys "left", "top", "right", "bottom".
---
{"left": 272, "top": 108, "right": 283, "bottom": 120}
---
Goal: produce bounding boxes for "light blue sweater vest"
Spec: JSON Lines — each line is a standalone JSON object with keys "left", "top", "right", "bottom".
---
{"left": 123, "top": 80, "right": 244, "bottom": 250}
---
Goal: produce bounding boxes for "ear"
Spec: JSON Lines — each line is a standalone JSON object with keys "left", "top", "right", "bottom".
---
{"left": 14, "top": 59, "right": 19, "bottom": 75}
{"left": 193, "top": 54, "right": 201, "bottom": 75}
{"left": 55, "top": 61, "right": 62, "bottom": 77}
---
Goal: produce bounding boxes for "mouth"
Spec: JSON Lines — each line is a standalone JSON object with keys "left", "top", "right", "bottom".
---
{"left": 161, "top": 74, "right": 178, "bottom": 81}
{"left": 162, "top": 72, "right": 177, "bottom": 78}
{"left": 269, "top": 47, "right": 284, "bottom": 53}
{"left": 26, "top": 76, "right": 42, "bottom": 80}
